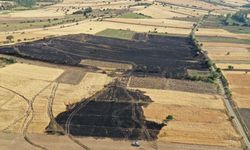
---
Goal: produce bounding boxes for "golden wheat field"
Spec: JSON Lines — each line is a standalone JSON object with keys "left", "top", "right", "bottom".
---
{"left": 0, "top": 63, "right": 112, "bottom": 133}
{"left": 129, "top": 87, "right": 241, "bottom": 147}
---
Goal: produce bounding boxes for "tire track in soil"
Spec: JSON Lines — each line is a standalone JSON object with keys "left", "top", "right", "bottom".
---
{"left": 0, "top": 85, "right": 30, "bottom": 132}
{"left": 2, "top": 114, "right": 26, "bottom": 132}
{"left": 22, "top": 82, "right": 53, "bottom": 150}
{"left": 46, "top": 81, "right": 91, "bottom": 150}
{"left": 65, "top": 96, "right": 92, "bottom": 150}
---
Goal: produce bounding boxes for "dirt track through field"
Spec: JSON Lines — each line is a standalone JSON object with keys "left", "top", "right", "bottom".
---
{"left": 0, "top": 85, "right": 30, "bottom": 132}
{"left": 22, "top": 82, "right": 53, "bottom": 150}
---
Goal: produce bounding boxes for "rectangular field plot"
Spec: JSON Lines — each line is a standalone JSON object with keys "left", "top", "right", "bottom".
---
{"left": 128, "top": 76, "right": 218, "bottom": 94}
{"left": 141, "top": 91, "right": 240, "bottom": 147}
{"left": 0, "top": 63, "right": 64, "bottom": 81}
{"left": 80, "top": 59, "right": 132, "bottom": 71}
{"left": 224, "top": 72, "right": 250, "bottom": 108}
{"left": 131, "top": 88, "right": 224, "bottom": 110}
{"left": 96, "top": 29, "right": 135, "bottom": 40}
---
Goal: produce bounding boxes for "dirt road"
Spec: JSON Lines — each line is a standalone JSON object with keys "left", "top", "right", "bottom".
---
{"left": 0, "top": 133, "right": 240, "bottom": 150}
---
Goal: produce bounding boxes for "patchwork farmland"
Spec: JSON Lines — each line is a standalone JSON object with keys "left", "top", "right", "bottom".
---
{"left": 0, "top": 0, "right": 249, "bottom": 150}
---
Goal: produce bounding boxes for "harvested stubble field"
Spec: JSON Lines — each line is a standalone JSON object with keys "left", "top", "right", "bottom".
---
{"left": 104, "top": 18, "right": 195, "bottom": 29}
{"left": 127, "top": 72, "right": 241, "bottom": 147}
{"left": 135, "top": 4, "right": 209, "bottom": 19}
{"left": 0, "top": 0, "right": 135, "bottom": 18}
{"left": 0, "top": 33, "right": 208, "bottom": 78}
{"left": 0, "top": 63, "right": 63, "bottom": 132}
{"left": 0, "top": 132, "right": 240, "bottom": 150}
{"left": 203, "top": 42, "right": 250, "bottom": 53}
{"left": 209, "top": 53, "right": 250, "bottom": 61}
{"left": 127, "top": 87, "right": 241, "bottom": 147}
{"left": 202, "top": 42, "right": 250, "bottom": 64}
{"left": 155, "top": 0, "right": 235, "bottom": 14}
{"left": 0, "top": 63, "right": 112, "bottom": 134}
{"left": 196, "top": 29, "right": 250, "bottom": 40}
{"left": 217, "top": 63, "right": 250, "bottom": 70}
{"left": 128, "top": 76, "right": 218, "bottom": 94}
{"left": 80, "top": 59, "right": 132, "bottom": 71}
{"left": 222, "top": 71, "right": 250, "bottom": 134}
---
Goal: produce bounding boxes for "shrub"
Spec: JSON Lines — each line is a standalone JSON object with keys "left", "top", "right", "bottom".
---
{"left": 228, "top": 65, "right": 234, "bottom": 70}
{"left": 6, "top": 35, "right": 14, "bottom": 42}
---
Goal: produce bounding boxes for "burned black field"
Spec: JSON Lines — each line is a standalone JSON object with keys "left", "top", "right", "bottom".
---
{"left": 0, "top": 33, "right": 208, "bottom": 78}
{"left": 46, "top": 82, "right": 164, "bottom": 140}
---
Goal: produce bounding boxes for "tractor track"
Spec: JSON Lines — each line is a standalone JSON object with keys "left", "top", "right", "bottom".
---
{"left": 2, "top": 114, "right": 27, "bottom": 132}
{"left": 0, "top": 85, "right": 30, "bottom": 132}
{"left": 65, "top": 97, "right": 92, "bottom": 150}
{"left": 47, "top": 82, "right": 59, "bottom": 124}
{"left": 22, "top": 82, "right": 53, "bottom": 150}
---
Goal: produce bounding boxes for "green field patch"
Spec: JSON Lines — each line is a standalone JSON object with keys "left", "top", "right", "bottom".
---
{"left": 118, "top": 13, "right": 151, "bottom": 19}
{"left": 96, "top": 29, "right": 135, "bottom": 40}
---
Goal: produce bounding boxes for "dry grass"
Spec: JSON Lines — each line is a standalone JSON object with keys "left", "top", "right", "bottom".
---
{"left": 0, "top": 19, "right": 191, "bottom": 45}
{"left": 29, "top": 72, "right": 112, "bottom": 133}
{"left": 128, "top": 76, "right": 218, "bottom": 94}
{"left": 209, "top": 53, "right": 250, "bottom": 61}
{"left": 131, "top": 88, "right": 224, "bottom": 110}
{"left": 0, "top": 0, "right": 135, "bottom": 18}
{"left": 135, "top": 4, "right": 188, "bottom": 19}
{"left": 223, "top": 72, "right": 250, "bottom": 108}
{"left": 0, "top": 63, "right": 63, "bottom": 132}
{"left": 217, "top": 63, "right": 250, "bottom": 70}
{"left": 0, "top": 63, "right": 63, "bottom": 81}
{"left": 156, "top": 0, "right": 234, "bottom": 14}
{"left": 52, "top": 72, "right": 112, "bottom": 116}
{"left": 138, "top": 88, "right": 241, "bottom": 147}
{"left": 105, "top": 18, "right": 194, "bottom": 29}
{"left": 135, "top": 4, "right": 209, "bottom": 19}
{"left": 202, "top": 42, "right": 250, "bottom": 62}
{"left": 0, "top": 63, "right": 112, "bottom": 133}
{"left": 203, "top": 44, "right": 249, "bottom": 54}
{"left": 197, "top": 28, "right": 250, "bottom": 39}
{"left": 80, "top": 59, "right": 132, "bottom": 71}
